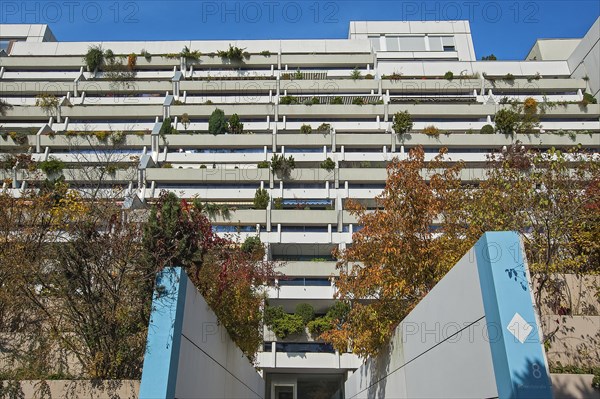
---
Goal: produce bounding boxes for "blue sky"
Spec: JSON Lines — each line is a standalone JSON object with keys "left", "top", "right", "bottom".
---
{"left": 1, "top": 1, "right": 599, "bottom": 60}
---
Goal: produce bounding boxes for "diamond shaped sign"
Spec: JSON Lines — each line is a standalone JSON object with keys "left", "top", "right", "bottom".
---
{"left": 507, "top": 312, "right": 533, "bottom": 344}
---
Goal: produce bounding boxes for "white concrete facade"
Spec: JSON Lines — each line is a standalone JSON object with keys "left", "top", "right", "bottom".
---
{"left": 1, "top": 20, "right": 599, "bottom": 398}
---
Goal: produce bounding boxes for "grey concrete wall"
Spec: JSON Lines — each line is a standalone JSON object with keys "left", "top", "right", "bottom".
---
{"left": 568, "top": 17, "right": 600, "bottom": 98}
{"left": 344, "top": 250, "right": 497, "bottom": 399}
{"left": 174, "top": 277, "right": 264, "bottom": 399}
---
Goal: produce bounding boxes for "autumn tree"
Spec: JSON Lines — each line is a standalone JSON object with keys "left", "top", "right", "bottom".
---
{"left": 468, "top": 144, "right": 600, "bottom": 311}
{"left": 323, "top": 148, "right": 474, "bottom": 357}
{"left": 143, "top": 192, "right": 277, "bottom": 361}
{"left": 322, "top": 144, "right": 599, "bottom": 358}
{"left": 0, "top": 183, "right": 154, "bottom": 379}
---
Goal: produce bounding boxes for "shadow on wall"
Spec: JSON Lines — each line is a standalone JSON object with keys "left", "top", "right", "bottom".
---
{"left": 550, "top": 373, "right": 600, "bottom": 399}
{"left": 512, "top": 358, "right": 554, "bottom": 398}
{"left": 354, "top": 336, "right": 393, "bottom": 399}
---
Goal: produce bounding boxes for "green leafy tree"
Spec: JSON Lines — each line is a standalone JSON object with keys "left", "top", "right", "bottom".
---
{"left": 295, "top": 303, "right": 315, "bottom": 324}
{"left": 392, "top": 111, "right": 413, "bottom": 135}
{"left": 253, "top": 188, "right": 270, "bottom": 209}
{"left": 84, "top": 45, "right": 104, "bottom": 71}
{"left": 209, "top": 109, "right": 228, "bottom": 135}
{"left": 494, "top": 109, "right": 520, "bottom": 134}
{"left": 228, "top": 113, "right": 244, "bottom": 134}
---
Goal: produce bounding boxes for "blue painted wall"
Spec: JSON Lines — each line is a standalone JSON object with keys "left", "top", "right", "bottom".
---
{"left": 475, "top": 232, "right": 553, "bottom": 399}
{"left": 139, "top": 267, "right": 187, "bottom": 399}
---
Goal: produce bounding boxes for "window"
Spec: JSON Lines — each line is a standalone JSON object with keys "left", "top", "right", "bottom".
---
{"left": 442, "top": 36, "right": 456, "bottom": 52}
{"left": 430, "top": 36, "right": 456, "bottom": 52}
{"left": 368, "top": 36, "right": 381, "bottom": 52}
{"left": 399, "top": 36, "right": 426, "bottom": 51}
{"left": 385, "top": 36, "right": 400, "bottom": 51}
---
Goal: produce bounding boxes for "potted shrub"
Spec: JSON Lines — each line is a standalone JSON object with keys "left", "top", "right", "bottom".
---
{"left": 320, "top": 158, "right": 336, "bottom": 172}
{"left": 480, "top": 124, "right": 495, "bottom": 134}
{"left": 300, "top": 124, "right": 312, "bottom": 134}
{"left": 271, "top": 154, "right": 295, "bottom": 179}
{"left": 208, "top": 109, "right": 228, "bottom": 135}
{"left": 253, "top": 188, "right": 269, "bottom": 209}
{"left": 392, "top": 111, "right": 413, "bottom": 135}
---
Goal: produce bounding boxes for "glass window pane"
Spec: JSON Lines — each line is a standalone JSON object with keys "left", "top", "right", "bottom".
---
{"left": 399, "top": 36, "right": 426, "bottom": 51}
{"left": 429, "top": 36, "right": 443, "bottom": 51}
{"left": 385, "top": 36, "right": 399, "bottom": 51}
{"left": 369, "top": 36, "right": 381, "bottom": 52}
{"left": 442, "top": 36, "right": 455, "bottom": 46}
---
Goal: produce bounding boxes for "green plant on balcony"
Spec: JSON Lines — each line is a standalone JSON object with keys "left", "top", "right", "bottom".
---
{"left": 159, "top": 117, "right": 174, "bottom": 139}
{"left": 102, "top": 51, "right": 137, "bottom": 89}
{"left": 173, "top": 99, "right": 184, "bottom": 105}
{"left": 181, "top": 113, "right": 191, "bottom": 130}
{"left": 35, "top": 94, "right": 59, "bottom": 116}
{"left": 392, "top": 111, "right": 413, "bottom": 135}
{"left": 253, "top": 188, "right": 270, "bottom": 210}
{"left": 303, "top": 97, "right": 320, "bottom": 106}
{"left": 503, "top": 73, "right": 515, "bottom": 82}
{"left": 0, "top": 99, "right": 13, "bottom": 117}
{"left": 264, "top": 306, "right": 304, "bottom": 339}
{"left": 308, "top": 301, "right": 350, "bottom": 336}
{"left": 422, "top": 125, "right": 440, "bottom": 137}
{"left": 140, "top": 49, "right": 151, "bottom": 61}
{"left": 257, "top": 161, "right": 270, "bottom": 168}
{"left": 204, "top": 100, "right": 214, "bottom": 105}
{"left": 293, "top": 69, "right": 304, "bottom": 80}
{"left": 110, "top": 131, "right": 126, "bottom": 145}
{"left": 300, "top": 124, "right": 312, "bottom": 134}
{"left": 527, "top": 72, "right": 541, "bottom": 82}
{"left": 331, "top": 96, "right": 344, "bottom": 105}
{"left": 480, "top": 124, "right": 495, "bottom": 134}
{"left": 384, "top": 72, "right": 403, "bottom": 82}
{"left": 208, "top": 109, "right": 228, "bottom": 135}
{"left": 161, "top": 162, "right": 173, "bottom": 168}
{"left": 105, "top": 164, "right": 118, "bottom": 176}
{"left": 481, "top": 54, "right": 497, "bottom": 61}
{"left": 494, "top": 109, "right": 520, "bottom": 135}
{"left": 273, "top": 197, "right": 283, "bottom": 210}
{"left": 6, "top": 131, "right": 27, "bottom": 145}
{"left": 94, "top": 131, "right": 111, "bottom": 142}
{"left": 351, "top": 68, "right": 362, "bottom": 80}
{"left": 580, "top": 92, "right": 598, "bottom": 107}
{"left": 217, "top": 44, "right": 249, "bottom": 62}
{"left": 364, "top": 73, "right": 374, "bottom": 80}
{"left": 317, "top": 123, "right": 332, "bottom": 134}
{"left": 321, "top": 157, "right": 336, "bottom": 172}
{"left": 180, "top": 46, "right": 201, "bottom": 61}
{"left": 352, "top": 97, "right": 365, "bottom": 106}
{"left": 280, "top": 95, "right": 299, "bottom": 105}
{"left": 200, "top": 164, "right": 207, "bottom": 169}
{"left": 295, "top": 303, "right": 315, "bottom": 324}
{"left": 260, "top": 50, "right": 271, "bottom": 57}
{"left": 228, "top": 113, "right": 244, "bottom": 134}
{"left": 444, "top": 71, "right": 454, "bottom": 81}
{"left": 271, "top": 154, "right": 295, "bottom": 179}
{"left": 84, "top": 45, "right": 104, "bottom": 71}
{"left": 241, "top": 236, "right": 263, "bottom": 258}
{"left": 38, "top": 157, "right": 65, "bottom": 176}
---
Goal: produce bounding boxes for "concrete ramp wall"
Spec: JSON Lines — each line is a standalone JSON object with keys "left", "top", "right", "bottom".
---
{"left": 138, "top": 267, "right": 265, "bottom": 399}
{"left": 345, "top": 232, "right": 553, "bottom": 399}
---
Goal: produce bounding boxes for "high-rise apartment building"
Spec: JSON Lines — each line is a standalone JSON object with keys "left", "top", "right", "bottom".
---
{"left": 1, "top": 18, "right": 598, "bottom": 397}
